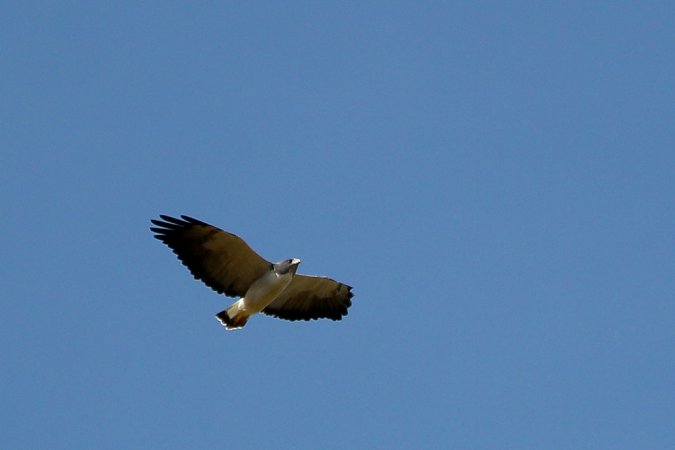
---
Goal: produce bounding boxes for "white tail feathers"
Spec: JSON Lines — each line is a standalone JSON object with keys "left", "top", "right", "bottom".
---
{"left": 215, "top": 302, "right": 250, "bottom": 330}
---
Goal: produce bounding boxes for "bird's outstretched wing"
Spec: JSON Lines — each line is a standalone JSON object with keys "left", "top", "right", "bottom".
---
{"left": 263, "top": 274, "right": 353, "bottom": 321}
{"left": 150, "top": 215, "right": 271, "bottom": 298}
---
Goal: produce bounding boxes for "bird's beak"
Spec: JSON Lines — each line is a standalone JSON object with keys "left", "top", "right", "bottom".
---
{"left": 291, "top": 258, "right": 301, "bottom": 265}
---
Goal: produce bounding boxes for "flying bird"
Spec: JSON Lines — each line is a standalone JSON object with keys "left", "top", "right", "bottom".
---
{"left": 150, "top": 215, "right": 353, "bottom": 330}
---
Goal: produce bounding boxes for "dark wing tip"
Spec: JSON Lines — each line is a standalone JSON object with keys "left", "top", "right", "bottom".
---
{"left": 180, "top": 215, "right": 207, "bottom": 225}
{"left": 151, "top": 214, "right": 208, "bottom": 233}
{"left": 150, "top": 215, "right": 189, "bottom": 238}
{"left": 338, "top": 284, "right": 354, "bottom": 319}
{"left": 158, "top": 214, "right": 190, "bottom": 225}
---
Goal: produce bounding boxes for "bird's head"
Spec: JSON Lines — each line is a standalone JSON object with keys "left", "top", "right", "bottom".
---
{"left": 274, "top": 258, "right": 301, "bottom": 275}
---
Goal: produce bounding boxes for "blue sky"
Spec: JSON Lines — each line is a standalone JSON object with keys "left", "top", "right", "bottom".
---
{"left": 2, "top": 2, "right": 674, "bottom": 449}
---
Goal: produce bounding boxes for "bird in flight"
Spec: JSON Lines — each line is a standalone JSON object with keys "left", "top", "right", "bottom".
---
{"left": 150, "top": 215, "right": 354, "bottom": 330}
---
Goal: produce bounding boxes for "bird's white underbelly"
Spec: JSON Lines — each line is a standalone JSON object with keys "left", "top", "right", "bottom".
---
{"left": 240, "top": 271, "right": 293, "bottom": 314}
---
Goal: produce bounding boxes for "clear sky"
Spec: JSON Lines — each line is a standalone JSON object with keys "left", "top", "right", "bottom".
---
{"left": 2, "top": 2, "right": 674, "bottom": 449}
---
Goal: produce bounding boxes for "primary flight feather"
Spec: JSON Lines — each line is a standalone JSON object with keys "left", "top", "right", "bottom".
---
{"left": 150, "top": 215, "right": 353, "bottom": 330}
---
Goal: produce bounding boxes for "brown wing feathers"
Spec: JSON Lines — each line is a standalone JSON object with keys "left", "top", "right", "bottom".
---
{"left": 151, "top": 215, "right": 270, "bottom": 298}
{"left": 263, "top": 276, "right": 353, "bottom": 321}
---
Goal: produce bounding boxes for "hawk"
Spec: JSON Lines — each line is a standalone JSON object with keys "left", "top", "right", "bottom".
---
{"left": 150, "top": 215, "right": 354, "bottom": 330}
